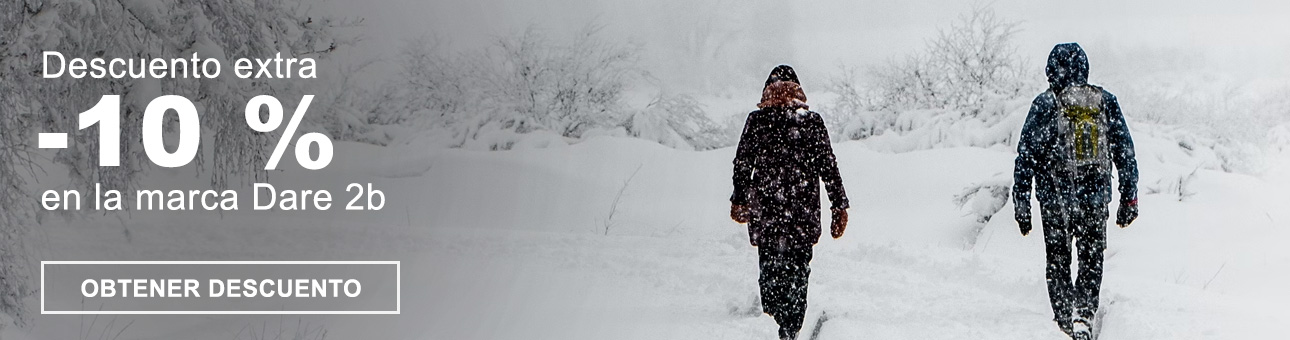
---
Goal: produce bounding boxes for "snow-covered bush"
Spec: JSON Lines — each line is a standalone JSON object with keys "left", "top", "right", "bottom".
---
{"left": 477, "top": 25, "right": 637, "bottom": 138}
{"left": 623, "top": 93, "right": 730, "bottom": 151}
{"left": 373, "top": 36, "right": 469, "bottom": 128}
{"left": 1113, "top": 78, "right": 1290, "bottom": 173}
{"left": 310, "top": 59, "right": 393, "bottom": 146}
{"left": 822, "top": 66, "right": 893, "bottom": 141}
{"left": 379, "top": 25, "right": 640, "bottom": 150}
{"left": 382, "top": 24, "right": 737, "bottom": 151}
{"left": 867, "top": 5, "right": 1027, "bottom": 111}
{"left": 0, "top": 0, "right": 349, "bottom": 326}
{"left": 953, "top": 173, "right": 1013, "bottom": 248}
{"left": 823, "top": 5, "right": 1031, "bottom": 151}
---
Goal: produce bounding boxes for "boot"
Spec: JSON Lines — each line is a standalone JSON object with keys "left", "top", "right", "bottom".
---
{"left": 1070, "top": 317, "right": 1092, "bottom": 340}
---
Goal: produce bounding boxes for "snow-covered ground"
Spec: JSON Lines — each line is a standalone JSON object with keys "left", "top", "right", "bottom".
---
{"left": 12, "top": 127, "right": 1290, "bottom": 339}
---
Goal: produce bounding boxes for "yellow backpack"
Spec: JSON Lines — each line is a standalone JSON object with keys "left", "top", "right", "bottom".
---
{"left": 1055, "top": 85, "right": 1112, "bottom": 172}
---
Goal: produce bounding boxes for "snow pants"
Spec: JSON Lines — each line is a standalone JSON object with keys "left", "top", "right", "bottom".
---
{"left": 758, "top": 240, "right": 812, "bottom": 339}
{"left": 1041, "top": 197, "right": 1108, "bottom": 324}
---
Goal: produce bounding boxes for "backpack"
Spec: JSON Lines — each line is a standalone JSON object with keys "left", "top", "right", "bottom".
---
{"left": 1054, "top": 85, "right": 1112, "bottom": 174}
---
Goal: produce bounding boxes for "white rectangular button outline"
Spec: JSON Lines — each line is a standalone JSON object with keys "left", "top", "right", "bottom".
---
{"left": 40, "top": 261, "right": 400, "bottom": 315}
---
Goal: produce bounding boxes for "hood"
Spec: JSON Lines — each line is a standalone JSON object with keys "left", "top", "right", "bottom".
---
{"left": 758, "top": 80, "right": 809, "bottom": 110}
{"left": 1045, "top": 43, "right": 1089, "bottom": 91}
{"left": 765, "top": 64, "right": 800, "bottom": 87}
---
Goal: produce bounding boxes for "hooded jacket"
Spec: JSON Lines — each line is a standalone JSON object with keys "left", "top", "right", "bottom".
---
{"left": 1014, "top": 43, "right": 1138, "bottom": 221}
{"left": 732, "top": 66, "right": 848, "bottom": 248}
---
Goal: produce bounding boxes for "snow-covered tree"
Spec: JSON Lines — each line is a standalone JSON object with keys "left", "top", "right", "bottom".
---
{"left": 867, "top": 5, "right": 1027, "bottom": 111}
{"left": 823, "top": 5, "right": 1030, "bottom": 150}
{"left": 477, "top": 24, "right": 637, "bottom": 138}
{"left": 377, "top": 24, "right": 643, "bottom": 149}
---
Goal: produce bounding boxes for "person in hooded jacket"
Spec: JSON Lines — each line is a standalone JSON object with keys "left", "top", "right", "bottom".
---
{"left": 1014, "top": 43, "right": 1139, "bottom": 340}
{"left": 731, "top": 65, "right": 850, "bottom": 340}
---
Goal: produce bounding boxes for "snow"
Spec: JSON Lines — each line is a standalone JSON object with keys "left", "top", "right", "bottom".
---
{"left": 7, "top": 0, "right": 1288, "bottom": 338}
{"left": 13, "top": 130, "right": 1290, "bottom": 339}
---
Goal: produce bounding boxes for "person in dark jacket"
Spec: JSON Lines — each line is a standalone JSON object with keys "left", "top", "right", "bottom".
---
{"left": 1013, "top": 43, "right": 1139, "bottom": 340}
{"left": 731, "top": 65, "right": 850, "bottom": 340}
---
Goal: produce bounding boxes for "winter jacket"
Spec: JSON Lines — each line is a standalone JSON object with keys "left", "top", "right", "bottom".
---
{"left": 1014, "top": 43, "right": 1138, "bottom": 221}
{"left": 732, "top": 80, "right": 848, "bottom": 248}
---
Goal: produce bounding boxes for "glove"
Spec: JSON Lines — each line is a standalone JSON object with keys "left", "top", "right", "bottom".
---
{"left": 1016, "top": 204, "right": 1032, "bottom": 236}
{"left": 1017, "top": 216, "right": 1032, "bottom": 236}
{"left": 830, "top": 208, "right": 848, "bottom": 239}
{"left": 1117, "top": 198, "right": 1138, "bottom": 228}
{"left": 731, "top": 204, "right": 751, "bottom": 224}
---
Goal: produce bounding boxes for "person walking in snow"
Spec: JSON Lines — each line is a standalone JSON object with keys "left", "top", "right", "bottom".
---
{"left": 730, "top": 65, "right": 850, "bottom": 340}
{"left": 1013, "top": 43, "right": 1139, "bottom": 340}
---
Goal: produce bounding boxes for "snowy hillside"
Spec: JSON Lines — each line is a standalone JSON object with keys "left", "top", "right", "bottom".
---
{"left": 14, "top": 131, "right": 1290, "bottom": 339}
{"left": 5, "top": 0, "right": 1290, "bottom": 339}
